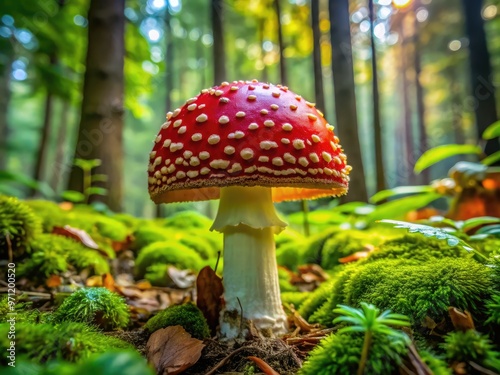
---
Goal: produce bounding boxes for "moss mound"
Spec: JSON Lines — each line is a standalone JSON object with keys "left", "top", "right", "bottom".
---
{"left": 163, "top": 210, "right": 212, "bottom": 230}
{"left": 144, "top": 303, "right": 210, "bottom": 339}
{"left": 53, "top": 287, "right": 130, "bottom": 330}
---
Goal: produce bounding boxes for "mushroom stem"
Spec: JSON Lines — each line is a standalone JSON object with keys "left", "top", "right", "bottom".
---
{"left": 211, "top": 186, "right": 289, "bottom": 339}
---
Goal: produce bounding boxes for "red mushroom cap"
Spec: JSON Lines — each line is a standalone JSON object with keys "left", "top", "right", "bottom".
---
{"left": 148, "top": 80, "right": 350, "bottom": 203}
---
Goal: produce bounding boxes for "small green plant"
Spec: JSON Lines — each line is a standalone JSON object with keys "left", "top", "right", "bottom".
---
{"left": 62, "top": 158, "right": 108, "bottom": 204}
{"left": 53, "top": 287, "right": 130, "bottom": 330}
{"left": 333, "top": 303, "right": 410, "bottom": 375}
{"left": 485, "top": 293, "right": 500, "bottom": 325}
{"left": 144, "top": 303, "right": 210, "bottom": 339}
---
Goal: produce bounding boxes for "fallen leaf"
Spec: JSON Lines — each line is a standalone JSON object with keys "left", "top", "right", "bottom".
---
{"left": 196, "top": 266, "right": 224, "bottom": 336}
{"left": 112, "top": 234, "right": 134, "bottom": 252}
{"left": 135, "top": 280, "right": 152, "bottom": 290}
{"left": 247, "top": 356, "right": 280, "bottom": 375}
{"left": 103, "top": 273, "right": 116, "bottom": 292}
{"left": 292, "top": 310, "right": 319, "bottom": 333}
{"left": 86, "top": 275, "right": 104, "bottom": 287}
{"left": 46, "top": 275, "right": 62, "bottom": 288}
{"left": 448, "top": 307, "right": 475, "bottom": 331}
{"left": 146, "top": 325, "right": 205, "bottom": 375}
{"left": 168, "top": 266, "right": 196, "bottom": 289}
{"left": 52, "top": 225, "right": 100, "bottom": 250}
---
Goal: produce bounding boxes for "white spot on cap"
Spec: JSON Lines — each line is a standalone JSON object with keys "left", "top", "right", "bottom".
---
{"left": 187, "top": 170, "right": 199, "bottom": 178}
{"left": 258, "top": 166, "right": 273, "bottom": 174}
{"left": 154, "top": 156, "right": 162, "bottom": 166}
{"left": 220, "top": 81, "right": 229, "bottom": 86}
{"left": 208, "top": 135, "right": 221, "bottom": 145}
{"left": 196, "top": 114, "right": 208, "bottom": 122}
{"left": 259, "top": 156, "right": 269, "bottom": 162}
{"left": 167, "top": 164, "right": 176, "bottom": 173}
{"left": 240, "top": 148, "right": 254, "bottom": 160}
{"left": 298, "top": 157, "right": 309, "bottom": 167}
{"left": 209, "top": 159, "right": 230, "bottom": 169}
{"left": 330, "top": 141, "right": 338, "bottom": 151}
{"left": 187, "top": 104, "right": 197, "bottom": 111}
{"left": 166, "top": 111, "right": 173, "bottom": 120}
{"left": 176, "top": 171, "right": 186, "bottom": 179}
{"left": 260, "top": 141, "right": 278, "bottom": 150}
{"left": 228, "top": 163, "right": 242, "bottom": 173}
{"left": 178, "top": 126, "right": 187, "bottom": 134}
{"left": 312, "top": 134, "right": 321, "bottom": 143}
{"left": 148, "top": 164, "right": 154, "bottom": 172}
{"left": 306, "top": 101, "right": 315, "bottom": 108}
{"left": 150, "top": 151, "right": 157, "bottom": 160}
{"left": 236, "top": 111, "right": 246, "bottom": 118}
{"left": 230, "top": 86, "right": 238, "bottom": 91}
{"left": 215, "top": 89, "right": 224, "bottom": 96}
{"left": 186, "top": 97, "right": 197, "bottom": 104}
{"left": 333, "top": 156, "right": 342, "bottom": 164}
{"left": 201, "top": 89, "right": 209, "bottom": 94}
{"left": 160, "top": 166, "right": 168, "bottom": 174}
{"left": 199, "top": 151, "right": 210, "bottom": 160}
{"left": 191, "top": 133, "right": 202, "bottom": 142}
{"left": 248, "top": 95, "right": 257, "bottom": 101}
{"left": 245, "top": 166, "right": 257, "bottom": 173}
{"left": 161, "top": 121, "right": 170, "bottom": 129}
{"left": 309, "top": 153, "right": 320, "bottom": 163}
{"left": 282, "top": 123, "right": 293, "bottom": 131}
{"left": 264, "top": 120, "right": 275, "bottom": 127}
{"left": 295, "top": 95, "right": 302, "bottom": 101}
{"left": 170, "top": 142, "right": 184, "bottom": 152}
{"left": 324, "top": 168, "right": 333, "bottom": 176}
{"left": 219, "top": 97, "right": 230, "bottom": 104}
{"left": 272, "top": 157, "right": 284, "bottom": 166}
{"left": 182, "top": 151, "right": 192, "bottom": 160}
{"left": 175, "top": 157, "right": 184, "bottom": 165}
{"left": 248, "top": 123, "right": 259, "bottom": 130}
{"left": 290, "top": 104, "right": 298, "bottom": 110}
{"left": 296, "top": 168, "right": 307, "bottom": 176}
{"left": 163, "top": 139, "right": 172, "bottom": 148}
{"left": 234, "top": 131, "right": 245, "bottom": 139}
{"left": 154, "top": 170, "right": 162, "bottom": 178}
{"left": 155, "top": 134, "right": 162, "bottom": 143}
{"left": 173, "top": 119, "right": 182, "bottom": 128}
{"left": 172, "top": 108, "right": 181, "bottom": 117}
{"left": 270, "top": 104, "right": 279, "bottom": 110}
{"left": 327, "top": 124, "right": 334, "bottom": 131}
{"left": 284, "top": 153, "right": 296, "bottom": 164}
{"left": 308, "top": 168, "right": 318, "bottom": 175}
{"left": 272, "top": 92, "right": 280, "bottom": 98}
{"left": 281, "top": 138, "right": 290, "bottom": 144}
{"left": 260, "top": 109, "right": 268, "bottom": 115}
{"left": 198, "top": 104, "right": 206, "bottom": 109}
{"left": 308, "top": 114, "right": 318, "bottom": 121}
{"left": 190, "top": 157, "right": 200, "bottom": 166}
{"left": 293, "top": 139, "right": 305, "bottom": 150}
{"left": 219, "top": 115, "right": 230, "bottom": 124}
{"left": 322, "top": 151, "right": 333, "bottom": 162}
{"left": 200, "top": 167, "right": 211, "bottom": 175}
{"left": 224, "top": 146, "right": 236, "bottom": 155}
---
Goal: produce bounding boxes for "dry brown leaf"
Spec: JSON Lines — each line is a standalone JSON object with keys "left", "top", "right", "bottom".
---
{"left": 135, "top": 280, "right": 152, "bottom": 290}
{"left": 46, "top": 275, "right": 62, "bottom": 288}
{"left": 339, "top": 251, "right": 370, "bottom": 264}
{"left": 52, "top": 225, "right": 100, "bottom": 250}
{"left": 247, "top": 356, "right": 280, "bottom": 375}
{"left": 112, "top": 234, "right": 134, "bottom": 252}
{"left": 86, "top": 275, "right": 104, "bottom": 287}
{"left": 168, "top": 266, "right": 196, "bottom": 289}
{"left": 196, "top": 266, "right": 224, "bottom": 336}
{"left": 103, "top": 273, "right": 116, "bottom": 292}
{"left": 146, "top": 325, "right": 205, "bottom": 375}
{"left": 448, "top": 307, "right": 475, "bottom": 331}
{"left": 292, "top": 310, "right": 318, "bottom": 333}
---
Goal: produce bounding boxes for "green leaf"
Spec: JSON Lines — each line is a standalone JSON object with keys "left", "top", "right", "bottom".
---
{"left": 414, "top": 144, "right": 482, "bottom": 173}
{"left": 91, "top": 174, "right": 108, "bottom": 183}
{"left": 74, "top": 158, "right": 102, "bottom": 172}
{"left": 462, "top": 217, "right": 500, "bottom": 233}
{"left": 61, "top": 190, "right": 85, "bottom": 203}
{"left": 481, "top": 151, "right": 500, "bottom": 166}
{"left": 482, "top": 120, "right": 500, "bottom": 140}
{"left": 366, "top": 193, "right": 442, "bottom": 223}
{"left": 370, "top": 186, "right": 435, "bottom": 204}
{"left": 85, "top": 187, "right": 108, "bottom": 196}
{"left": 474, "top": 224, "right": 500, "bottom": 237}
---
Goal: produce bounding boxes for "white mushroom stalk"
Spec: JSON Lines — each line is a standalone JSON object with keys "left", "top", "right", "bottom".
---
{"left": 211, "top": 185, "right": 288, "bottom": 339}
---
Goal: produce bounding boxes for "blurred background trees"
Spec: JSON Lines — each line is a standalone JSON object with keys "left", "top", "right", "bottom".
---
{"left": 0, "top": 0, "right": 499, "bottom": 216}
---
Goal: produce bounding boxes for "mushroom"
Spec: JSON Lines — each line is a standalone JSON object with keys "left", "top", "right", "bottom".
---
{"left": 148, "top": 79, "right": 350, "bottom": 339}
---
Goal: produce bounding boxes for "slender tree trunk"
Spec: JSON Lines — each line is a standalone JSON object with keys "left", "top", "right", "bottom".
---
{"left": 369, "top": 0, "right": 386, "bottom": 193}
{"left": 67, "top": 0, "right": 125, "bottom": 211}
{"left": 211, "top": 0, "right": 226, "bottom": 84}
{"left": 449, "top": 66, "right": 466, "bottom": 145}
{"left": 311, "top": 0, "right": 326, "bottom": 115}
{"left": 0, "top": 54, "right": 13, "bottom": 171}
{"left": 50, "top": 99, "right": 71, "bottom": 193}
{"left": 329, "top": 0, "right": 368, "bottom": 202}
{"left": 274, "top": 0, "right": 287, "bottom": 85}
{"left": 259, "top": 18, "right": 269, "bottom": 83}
{"left": 462, "top": 0, "right": 499, "bottom": 157}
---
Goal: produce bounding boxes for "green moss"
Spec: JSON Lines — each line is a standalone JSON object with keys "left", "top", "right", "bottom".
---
{"left": 299, "top": 331, "right": 407, "bottom": 375}
{"left": 281, "top": 292, "right": 309, "bottom": 309}
{"left": 367, "top": 234, "right": 471, "bottom": 262}
{"left": 418, "top": 350, "right": 452, "bottom": 375}
{"left": 486, "top": 293, "right": 500, "bottom": 325}
{"left": 178, "top": 234, "right": 217, "bottom": 260}
{"left": 301, "top": 228, "right": 338, "bottom": 265}
{"left": 276, "top": 242, "right": 306, "bottom": 271}
{"left": 0, "top": 322, "right": 131, "bottom": 365}
{"left": 298, "top": 278, "right": 337, "bottom": 321}
{"left": 19, "top": 234, "right": 109, "bottom": 279}
{"left": 93, "top": 216, "right": 129, "bottom": 242}
{"left": 471, "top": 236, "right": 500, "bottom": 257}
{"left": 275, "top": 228, "right": 305, "bottom": 249}
{"left": 135, "top": 241, "right": 204, "bottom": 279}
{"left": 443, "top": 330, "right": 500, "bottom": 372}
{"left": 0, "top": 195, "right": 42, "bottom": 259}
{"left": 53, "top": 287, "right": 130, "bottom": 330}
{"left": 314, "top": 258, "right": 494, "bottom": 326}
{"left": 131, "top": 225, "right": 170, "bottom": 251}
{"left": 278, "top": 267, "right": 298, "bottom": 293}
{"left": 163, "top": 210, "right": 212, "bottom": 230}
{"left": 24, "top": 199, "right": 65, "bottom": 232}
{"left": 144, "top": 303, "right": 210, "bottom": 339}
{"left": 144, "top": 264, "right": 170, "bottom": 287}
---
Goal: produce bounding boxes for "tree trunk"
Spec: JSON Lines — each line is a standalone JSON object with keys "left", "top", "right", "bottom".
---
{"left": 67, "top": 0, "right": 125, "bottom": 212}
{"left": 259, "top": 18, "right": 269, "bottom": 83}
{"left": 50, "top": 99, "right": 71, "bottom": 193}
{"left": 328, "top": 0, "right": 368, "bottom": 202}
{"left": 274, "top": 0, "right": 287, "bottom": 85}
{"left": 369, "top": 0, "right": 386, "bottom": 193}
{"left": 462, "top": 0, "right": 499, "bottom": 156}
{"left": 211, "top": 0, "right": 226, "bottom": 84}
{"left": 311, "top": 0, "right": 326, "bottom": 115}
{"left": 0, "top": 54, "right": 12, "bottom": 171}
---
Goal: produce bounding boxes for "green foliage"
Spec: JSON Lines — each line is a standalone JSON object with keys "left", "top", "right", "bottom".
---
{"left": 276, "top": 242, "right": 305, "bottom": 270}
{"left": 301, "top": 228, "right": 339, "bottom": 265}
{"left": 482, "top": 120, "right": 500, "bottom": 140}
{"left": 163, "top": 210, "right": 212, "bottom": 230}
{"left": 23, "top": 200, "right": 65, "bottom": 232}
{"left": 53, "top": 287, "right": 130, "bottom": 330}
{"left": 366, "top": 194, "right": 442, "bottom": 223}
{"left": 486, "top": 294, "right": 500, "bottom": 325}
{"left": 144, "top": 303, "right": 210, "bottom": 340}
{"left": 418, "top": 350, "right": 452, "bottom": 375}
{"left": 470, "top": 236, "right": 500, "bottom": 257}
{"left": 299, "top": 331, "right": 407, "bottom": 375}
{"left": 370, "top": 185, "right": 436, "bottom": 204}
{"left": 443, "top": 330, "right": 500, "bottom": 372}
{"left": 281, "top": 292, "right": 309, "bottom": 309}
{"left": 413, "top": 144, "right": 482, "bottom": 173}
{"left": 131, "top": 225, "right": 170, "bottom": 251}
{"left": 367, "top": 234, "right": 471, "bottom": 262}
{"left": 278, "top": 267, "right": 298, "bottom": 293}
{"left": 18, "top": 234, "right": 109, "bottom": 279}
{"left": 314, "top": 258, "right": 494, "bottom": 326}
{"left": 0, "top": 322, "right": 132, "bottom": 366}
{"left": 0, "top": 195, "right": 42, "bottom": 259}
{"left": 275, "top": 228, "right": 305, "bottom": 249}
{"left": 66, "top": 159, "right": 108, "bottom": 204}
{"left": 135, "top": 241, "right": 204, "bottom": 279}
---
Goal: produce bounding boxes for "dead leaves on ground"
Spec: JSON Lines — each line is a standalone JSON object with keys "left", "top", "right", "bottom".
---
{"left": 146, "top": 325, "right": 205, "bottom": 375}
{"left": 196, "top": 266, "right": 224, "bottom": 335}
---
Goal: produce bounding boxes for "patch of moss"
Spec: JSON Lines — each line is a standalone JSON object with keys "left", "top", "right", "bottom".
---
{"left": 163, "top": 210, "right": 212, "bottom": 230}
{"left": 0, "top": 322, "right": 131, "bottom": 365}
{"left": 313, "top": 258, "right": 494, "bottom": 326}
{"left": 281, "top": 292, "right": 309, "bottom": 309}
{"left": 418, "top": 350, "right": 452, "bottom": 375}
{"left": 299, "top": 331, "right": 407, "bottom": 375}
{"left": 178, "top": 234, "right": 217, "bottom": 260}
{"left": 0, "top": 195, "right": 42, "bottom": 259}
{"left": 135, "top": 241, "right": 204, "bottom": 279}
{"left": 276, "top": 242, "right": 306, "bottom": 271}
{"left": 298, "top": 278, "right": 337, "bottom": 321}
{"left": 53, "top": 287, "right": 130, "bottom": 330}
{"left": 131, "top": 225, "right": 170, "bottom": 252}
{"left": 486, "top": 293, "right": 500, "bottom": 325}
{"left": 144, "top": 303, "right": 210, "bottom": 339}
{"left": 301, "top": 228, "right": 338, "bottom": 265}
{"left": 24, "top": 199, "right": 65, "bottom": 232}
{"left": 367, "top": 234, "right": 471, "bottom": 263}
{"left": 278, "top": 267, "right": 298, "bottom": 293}
{"left": 443, "top": 330, "right": 500, "bottom": 372}
{"left": 275, "top": 228, "right": 305, "bottom": 250}
{"left": 144, "top": 264, "right": 171, "bottom": 287}
{"left": 471, "top": 236, "right": 500, "bottom": 257}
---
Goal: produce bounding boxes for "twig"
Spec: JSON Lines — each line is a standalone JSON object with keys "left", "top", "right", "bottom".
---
{"left": 6, "top": 232, "right": 13, "bottom": 264}
{"left": 204, "top": 346, "right": 253, "bottom": 375}
{"left": 237, "top": 297, "right": 244, "bottom": 336}
{"left": 469, "top": 361, "right": 499, "bottom": 375}
{"left": 214, "top": 251, "right": 221, "bottom": 273}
